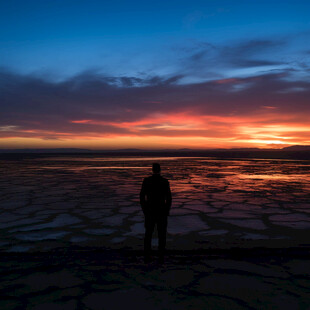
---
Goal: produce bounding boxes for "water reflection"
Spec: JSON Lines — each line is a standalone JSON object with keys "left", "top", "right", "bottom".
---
{"left": 1, "top": 156, "right": 310, "bottom": 245}
{"left": 36, "top": 157, "right": 310, "bottom": 204}
{"left": 239, "top": 174, "right": 306, "bottom": 180}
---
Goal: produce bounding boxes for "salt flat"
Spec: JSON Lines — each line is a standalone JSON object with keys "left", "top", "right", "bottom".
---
{"left": 0, "top": 155, "right": 310, "bottom": 309}
{"left": 1, "top": 155, "right": 309, "bottom": 251}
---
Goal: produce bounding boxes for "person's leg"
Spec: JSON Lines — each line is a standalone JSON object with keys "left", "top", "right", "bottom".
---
{"left": 157, "top": 216, "right": 168, "bottom": 261}
{"left": 144, "top": 216, "right": 155, "bottom": 261}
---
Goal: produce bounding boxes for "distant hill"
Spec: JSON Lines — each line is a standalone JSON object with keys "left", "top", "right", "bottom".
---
{"left": 282, "top": 145, "right": 310, "bottom": 151}
{"left": 0, "top": 148, "right": 93, "bottom": 153}
{"left": 0, "top": 145, "right": 310, "bottom": 158}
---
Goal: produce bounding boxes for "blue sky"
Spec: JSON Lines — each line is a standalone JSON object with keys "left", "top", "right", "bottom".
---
{"left": 1, "top": 0, "right": 309, "bottom": 80}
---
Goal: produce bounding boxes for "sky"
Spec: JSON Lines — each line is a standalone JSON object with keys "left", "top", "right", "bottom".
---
{"left": 0, "top": 0, "right": 310, "bottom": 149}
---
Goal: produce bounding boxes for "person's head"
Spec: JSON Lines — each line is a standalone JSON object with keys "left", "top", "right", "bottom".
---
{"left": 152, "top": 163, "right": 161, "bottom": 174}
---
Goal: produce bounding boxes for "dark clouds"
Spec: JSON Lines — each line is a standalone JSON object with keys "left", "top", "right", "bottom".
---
{"left": 0, "top": 66, "right": 309, "bottom": 142}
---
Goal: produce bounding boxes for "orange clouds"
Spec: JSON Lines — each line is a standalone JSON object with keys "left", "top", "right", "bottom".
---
{"left": 66, "top": 112, "right": 310, "bottom": 149}
{"left": 2, "top": 110, "right": 310, "bottom": 149}
{"left": 2, "top": 107, "right": 309, "bottom": 149}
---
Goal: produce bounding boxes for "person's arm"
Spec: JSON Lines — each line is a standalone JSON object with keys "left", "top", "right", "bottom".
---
{"left": 165, "top": 181, "right": 172, "bottom": 216}
{"left": 140, "top": 179, "right": 147, "bottom": 215}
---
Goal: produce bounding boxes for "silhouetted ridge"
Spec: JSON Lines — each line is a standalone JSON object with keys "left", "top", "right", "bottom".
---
{"left": 282, "top": 145, "right": 310, "bottom": 151}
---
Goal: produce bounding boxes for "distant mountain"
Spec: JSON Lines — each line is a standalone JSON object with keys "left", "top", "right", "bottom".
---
{"left": 0, "top": 148, "right": 93, "bottom": 153}
{"left": 282, "top": 145, "right": 310, "bottom": 151}
{"left": 223, "top": 147, "right": 262, "bottom": 151}
{"left": 110, "top": 148, "right": 147, "bottom": 152}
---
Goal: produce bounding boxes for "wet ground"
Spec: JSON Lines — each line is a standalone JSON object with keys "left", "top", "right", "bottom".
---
{"left": 1, "top": 155, "right": 310, "bottom": 309}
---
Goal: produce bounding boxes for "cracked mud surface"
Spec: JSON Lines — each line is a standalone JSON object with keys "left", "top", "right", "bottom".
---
{"left": 0, "top": 155, "right": 310, "bottom": 309}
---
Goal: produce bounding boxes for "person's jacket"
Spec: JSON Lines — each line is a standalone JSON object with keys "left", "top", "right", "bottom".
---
{"left": 140, "top": 174, "right": 172, "bottom": 216}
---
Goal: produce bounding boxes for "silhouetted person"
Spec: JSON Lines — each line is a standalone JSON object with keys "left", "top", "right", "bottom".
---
{"left": 140, "top": 163, "right": 172, "bottom": 263}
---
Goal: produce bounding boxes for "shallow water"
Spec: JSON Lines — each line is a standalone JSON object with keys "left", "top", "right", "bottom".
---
{"left": 0, "top": 156, "right": 310, "bottom": 252}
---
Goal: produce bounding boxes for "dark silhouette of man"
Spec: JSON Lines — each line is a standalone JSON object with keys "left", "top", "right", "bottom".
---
{"left": 140, "top": 163, "right": 172, "bottom": 263}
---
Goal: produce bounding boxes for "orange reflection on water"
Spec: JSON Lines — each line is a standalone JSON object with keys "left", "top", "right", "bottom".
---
{"left": 238, "top": 174, "right": 308, "bottom": 180}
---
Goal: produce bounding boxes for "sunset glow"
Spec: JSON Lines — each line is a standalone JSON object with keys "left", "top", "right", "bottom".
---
{"left": 0, "top": 1, "right": 309, "bottom": 150}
